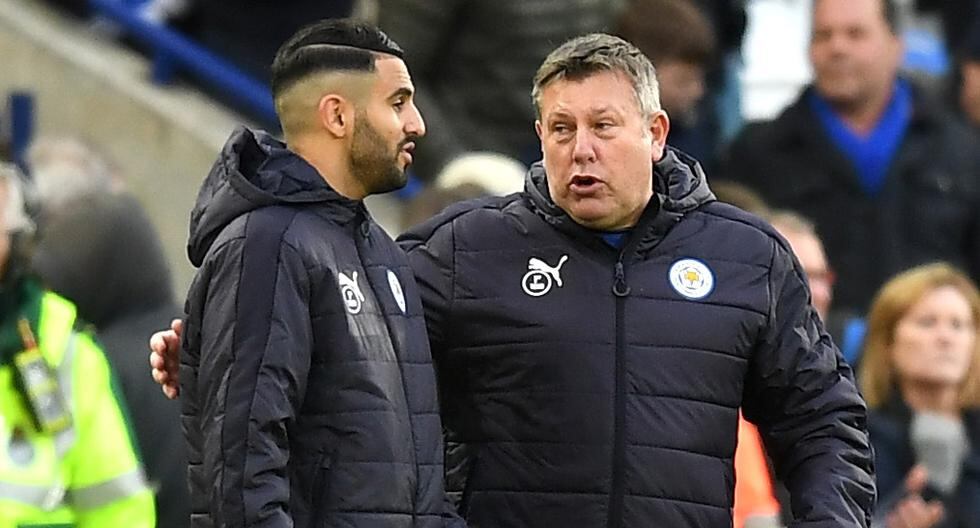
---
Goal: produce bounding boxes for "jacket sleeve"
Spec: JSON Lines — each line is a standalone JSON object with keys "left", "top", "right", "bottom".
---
{"left": 399, "top": 221, "right": 470, "bottom": 523}
{"left": 68, "top": 333, "right": 156, "bottom": 528}
{"left": 379, "top": 0, "right": 466, "bottom": 179}
{"left": 743, "top": 239, "right": 875, "bottom": 527}
{"left": 398, "top": 220, "right": 454, "bottom": 358}
{"left": 192, "top": 224, "right": 313, "bottom": 528}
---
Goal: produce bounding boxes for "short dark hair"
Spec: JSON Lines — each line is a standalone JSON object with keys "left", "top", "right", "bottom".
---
{"left": 271, "top": 19, "right": 404, "bottom": 97}
{"left": 814, "top": 0, "right": 900, "bottom": 34}
{"left": 962, "top": 13, "right": 980, "bottom": 61}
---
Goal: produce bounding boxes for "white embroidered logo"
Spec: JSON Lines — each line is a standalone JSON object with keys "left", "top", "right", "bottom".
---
{"left": 669, "top": 259, "right": 714, "bottom": 300}
{"left": 522, "top": 255, "right": 569, "bottom": 297}
{"left": 387, "top": 269, "right": 407, "bottom": 314}
{"left": 338, "top": 271, "right": 365, "bottom": 314}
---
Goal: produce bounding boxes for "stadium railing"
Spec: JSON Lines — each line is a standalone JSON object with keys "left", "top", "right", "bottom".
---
{"left": 87, "top": 0, "right": 277, "bottom": 126}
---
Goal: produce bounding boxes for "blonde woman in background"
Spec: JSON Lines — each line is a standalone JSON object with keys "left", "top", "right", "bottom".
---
{"left": 861, "top": 263, "right": 980, "bottom": 528}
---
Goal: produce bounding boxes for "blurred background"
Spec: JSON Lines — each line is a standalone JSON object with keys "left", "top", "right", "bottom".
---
{"left": 3, "top": 1, "right": 980, "bottom": 526}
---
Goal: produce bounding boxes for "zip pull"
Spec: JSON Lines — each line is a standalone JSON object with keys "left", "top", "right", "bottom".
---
{"left": 612, "top": 261, "right": 631, "bottom": 297}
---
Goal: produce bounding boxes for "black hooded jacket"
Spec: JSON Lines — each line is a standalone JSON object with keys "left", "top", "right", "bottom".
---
{"left": 180, "top": 127, "right": 454, "bottom": 528}
{"left": 399, "top": 149, "right": 875, "bottom": 527}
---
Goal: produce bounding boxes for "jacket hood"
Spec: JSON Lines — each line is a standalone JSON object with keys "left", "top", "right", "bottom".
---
{"left": 524, "top": 146, "right": 715, "bottom": 251}
{"left": 188, "top": 126, "right": 360, "bottom": 266}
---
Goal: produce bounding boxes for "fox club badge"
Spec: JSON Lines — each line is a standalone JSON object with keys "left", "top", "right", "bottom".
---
{"left": 669, "top": 258, "right": 714, "bottom": 300}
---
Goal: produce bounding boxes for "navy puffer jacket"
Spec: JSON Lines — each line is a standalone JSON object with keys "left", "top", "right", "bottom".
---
{"left": 181, "top": 127, "right": 457, "bottom": 528}
{"left": 399, "top": 148, "right": 875, "bottom": 527}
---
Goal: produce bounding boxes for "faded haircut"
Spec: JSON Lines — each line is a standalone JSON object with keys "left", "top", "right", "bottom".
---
{"left": 270, "top": 19, "right": 404, "bottom": 98}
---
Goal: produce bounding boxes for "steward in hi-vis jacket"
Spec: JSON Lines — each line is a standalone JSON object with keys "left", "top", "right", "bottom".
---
{"left": 0, "top": 163, "right": 154, "bottom": 527}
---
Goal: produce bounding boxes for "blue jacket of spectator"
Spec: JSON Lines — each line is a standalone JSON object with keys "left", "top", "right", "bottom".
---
{"left": 721, "top": 81, "right": 980, "bottom": 314}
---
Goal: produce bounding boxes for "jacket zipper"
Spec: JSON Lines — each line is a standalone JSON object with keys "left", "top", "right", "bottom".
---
{"left": 356, "top": 218, "right": 420, "bottom": 525}
{"left": 609, "top": 259, "right": 631, "bottom": 528}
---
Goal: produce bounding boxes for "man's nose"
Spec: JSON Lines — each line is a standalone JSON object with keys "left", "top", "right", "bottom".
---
{"left": 937, "top": 323, "right": 958, "bottom": 345}
{"left": 690, "top": 79, "right": 706, "bottom": 104}
{"left": 406, "top": 104, "right": 426, "bottom": 137}
{"left": 827, "top": 32, "right": 851, "bottom": 56}
{"left": 572, "top": 130, "right": 597, "bottom": 163}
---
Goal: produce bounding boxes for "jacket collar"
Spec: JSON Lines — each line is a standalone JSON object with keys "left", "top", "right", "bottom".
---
{"left": 523, "top": 147, "right": 715, "bottom": 257}
{"left": 776, "top": 79, "right": 944, "bottom": 148}
{"left": 187, "top": 127, "right": 366, "bottom": 266}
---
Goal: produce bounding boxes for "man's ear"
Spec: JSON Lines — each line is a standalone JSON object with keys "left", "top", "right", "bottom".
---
{"left": 649, "top": 110, "right": 670, "bottom": 162}
{"left": 535, "top": 119, "right": 549, "bottom": 158}
{"left": 318, "top": 94, "right": 354, "bottom": 138}
{"left": 890, "top": 33, "right": 906, "bottom": 73}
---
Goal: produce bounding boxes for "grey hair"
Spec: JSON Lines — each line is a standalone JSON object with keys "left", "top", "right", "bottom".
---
{"left": 27, "top": 136, "right": 117, "bottom": 212}
{"left": 532, "top": 33, "right": 661, "bottom": 119}
{"left": 0, "top": 163, "right": 35, "bottom": 235}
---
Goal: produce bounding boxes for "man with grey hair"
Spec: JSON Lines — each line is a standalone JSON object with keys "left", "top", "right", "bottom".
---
{"left": 27, "top": 137, "right": 120, "bottom": 214}
{"left": 398, "top": 33, "right": 875, "bottom": 526}
{"left": 154, "top": 32, "right": 875, "bottom": 526}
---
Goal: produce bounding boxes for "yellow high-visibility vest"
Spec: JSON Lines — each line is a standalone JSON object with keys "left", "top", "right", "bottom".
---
{"left": 0, "top": 292, "right": 155, "bottom": 527}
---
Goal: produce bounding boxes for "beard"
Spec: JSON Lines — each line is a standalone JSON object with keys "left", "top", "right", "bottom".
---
{"left": 350, "top": 115, "right": 409, "bottom": 195}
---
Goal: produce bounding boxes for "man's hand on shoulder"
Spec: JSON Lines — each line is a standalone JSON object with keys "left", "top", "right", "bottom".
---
{"left": 149, "top": 318, "right": 183, "bottom": 400}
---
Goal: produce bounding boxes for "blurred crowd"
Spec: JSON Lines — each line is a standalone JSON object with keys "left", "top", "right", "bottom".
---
{"left": 3, "top": 0, "right": 980, "bottom": 526}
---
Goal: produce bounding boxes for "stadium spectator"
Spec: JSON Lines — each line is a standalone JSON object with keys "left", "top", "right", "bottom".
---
{"left": 616, "top": 0, "right": 718, "bottom": 163}
{"left": 0, "top": 163, "right": 155, "bottom": 526}
{"left": 378, "top": 0, "right": 621, "bottom": 180}
{"left": 32, "top": 192, "right": 188, "bottom": 528}
{"left": 721, "top": 0, "right": 980, "bottom": 314}
{"left": 956, "top": 13, "right": 980, "bottom": 129}
{"left": 181, "top": 0, "right": 355, "bottom": 82}
{"left": 402, "top": 152, "right": 525, "bottom": 230}
{"left": 861, "top": 262, "right": 980, "bottom": 528}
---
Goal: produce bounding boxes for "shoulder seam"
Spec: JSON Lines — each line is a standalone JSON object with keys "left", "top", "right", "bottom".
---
{"left": 695, "top": 207, "right": 782, "bottom": 245}
{"left": 419, "top": 196, "right": 520, "bottom": 241}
